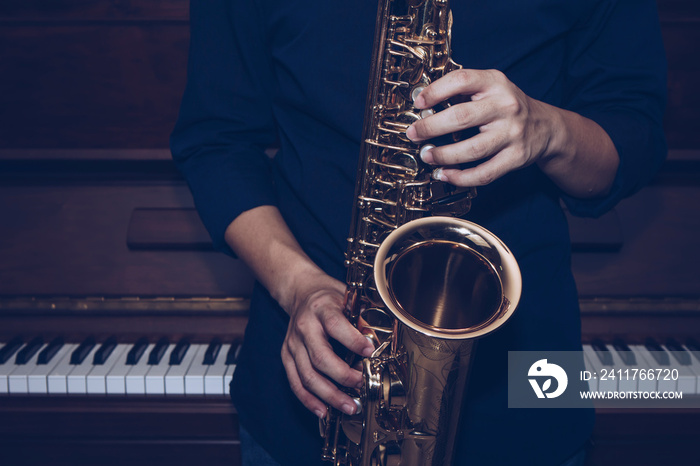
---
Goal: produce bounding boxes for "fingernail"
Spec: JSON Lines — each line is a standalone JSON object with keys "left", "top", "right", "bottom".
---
{"left": 342, "top": 403, "right": 355, "bottom": 415}
{"left": 406, "top": 125, "right": 417, "bottom": 141}
{"left": 314, "top": 409, "right": 326, "bottom": 419}
{"left": 414, "top": 94, "right": 426, "bottom": 108}
{"left": 362, "top": 346, "right": 374, "bottom": 357}
{"left": 432, "top": 168, "right": 447, "bottom": 182}
{"left": 420, "top": 146, "right": 434, "bottom": 164}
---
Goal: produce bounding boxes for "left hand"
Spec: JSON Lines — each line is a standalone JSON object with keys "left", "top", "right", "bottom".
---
{"left": 406, "top": 69, "right": 561, "bottom": 187}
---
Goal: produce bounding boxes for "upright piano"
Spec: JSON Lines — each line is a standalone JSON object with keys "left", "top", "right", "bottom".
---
{"left": 1, "top": 151, "right": 698, "bottom": 466}
{"left": 1, "top": 1, "right": 699, "bottom": 465}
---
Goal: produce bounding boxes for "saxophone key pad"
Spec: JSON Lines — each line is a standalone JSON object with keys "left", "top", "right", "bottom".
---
{"left": 411, "top": 84, "right": 426, "bottom": 103}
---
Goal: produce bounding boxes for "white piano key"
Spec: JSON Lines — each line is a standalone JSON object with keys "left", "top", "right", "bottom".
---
{"left": 125, "top": 343, "right": 156, "bottom": 395}
{"left": 105, "top": 343, "right": 137, "bottom": 395}
{"left": 86, "top": 344, "right": 129, "bottom": 395}
{"left": 628, "top": 345, "right": 658, "bottom": 392}
{"left": 223, "top": 363, "right": 237, "bottom": 394}
{"left": 682, "top": 345, "right": 700, "bottom": 395}
{"left": 634, "top": 345, "right": 677, "bottom": 392}
{"left": 145, "top": 345, "right": 176, "bottom": 395}
{"left": 9, "top": 343, "right": 47, "bottom": 393}
{"left": 184, "top": 345, "right": 209, "bottom": 395}
{"left": 28, "top": 344, "right": 76, "bottom": 394}
{"left": 661, "top": 345, "right": 698, "bottom": 395}
{"left": 47, "top": 346, "right": 80, "bottom": 394}
{"left": 606, "top": 344, "right": 638, "bottom": 392}
{"left": 0, "top": 342, "right": 23, "bottom": 394}
{"left": 582, "top": 350, "right": 598, "bottom": 392}
{"left": 583, "top": 344, "right": 617, "bottom": 391}
{"left": 66, "top": 345, "right": 101, "bottom": 394}
{"left": 637, "top": 345, "right": 681, "bottom": 392}
{"left": 165, "top": 344, "right": 201, "bottom": 395}
{"left": 204, "top": 344, "right": 231, "bottom": 396}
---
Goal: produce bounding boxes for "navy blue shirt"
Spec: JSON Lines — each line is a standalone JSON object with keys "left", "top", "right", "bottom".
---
{"left": 171, "top": 0, "right": 666, "bottom": 464}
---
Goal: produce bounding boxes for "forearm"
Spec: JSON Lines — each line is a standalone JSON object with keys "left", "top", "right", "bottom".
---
{"left": 225, "top": 205, "right": 371, "bottom": 417}
{"left": 537, "top": 101, "right": 620, "bottom": 199}
{"left": 224, "top": 205, "right": 332, "bottom": 313}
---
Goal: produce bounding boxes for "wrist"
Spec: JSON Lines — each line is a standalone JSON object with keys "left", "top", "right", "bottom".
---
{"left": 533, "top": 105, "right": 620, "bottom": 199}
{"left": 535, "top": 102, "right": 575, "bottom": 174}
{"left": 274, "top": 259, "right": 330, "bottom": 315}
{"left": 223, "top": 205, "right": 340, "bottom": 314}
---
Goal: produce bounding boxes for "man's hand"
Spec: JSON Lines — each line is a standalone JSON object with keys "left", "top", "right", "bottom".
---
{"left": 224, "top": 206, "right": 374, "bottom": 420}
{"left": 279, "top": 271, "right": 374, "bottom": 419}
{"left": 406, "top": 69, "right": 558, "bottom": 187}
{"left": 405, "top": 69, "right": 619, "bottom": 199}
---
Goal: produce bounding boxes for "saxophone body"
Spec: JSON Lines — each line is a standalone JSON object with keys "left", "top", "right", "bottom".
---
{"left": 320, "top": 0, "right": 522, "bottom": 464}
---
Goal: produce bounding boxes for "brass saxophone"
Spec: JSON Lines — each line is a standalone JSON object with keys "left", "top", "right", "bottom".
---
{"left": 320, "top": 0, "right": 522, "bottom": 464}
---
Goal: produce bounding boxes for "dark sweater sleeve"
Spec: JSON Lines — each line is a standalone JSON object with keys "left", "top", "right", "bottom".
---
{"left": 560, "top": 0, "right": 667, "bottom": 217}
{"left": 170, "top": 0, "right": 277, "bottom": 255}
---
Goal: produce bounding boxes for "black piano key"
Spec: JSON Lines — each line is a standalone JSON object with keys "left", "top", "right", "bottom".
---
{"left": 37, "top": 337, "right": 64, "bottom": 365}
{"left": 665, "top": 338, "right": 691, "bottom": 366}
{"left": 644, "top": 338, "right": 670, "bottom": 366}
{"left": 226, "top": 339, "right": 243, "bottom": 365}
{"left": 127, "top": 337, "right": 149, "bottom": 365}
{"left": 93, "top": 337, "right": 118, "bottom": 365}
{"left": 611, "top": 338, "right": 636, "bottom": 366}
{"left": 591, "top": 339, "right": 613, "bottom": 366}
{"left": 684, "top": 338, "right": 700, "bottom": 363}
{"left": 16, "top": 337, "right": 44, "bottom": 365}
{"left": 203, "top": 338, "right": 222, "bottom": 365}
{"left": 0, "top": 336, "right": 23, "bottom": 364}
{"left": 169, "top": 339, "right": 191, "bottom": 365}
{"left": 71, "top": 337, "right": 96, "bottom": 365}
{"left": 148, "top": 337, "right": 169, "bottom": 365}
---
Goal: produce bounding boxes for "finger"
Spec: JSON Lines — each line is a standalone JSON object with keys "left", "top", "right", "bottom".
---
{"left": 421, "top": 131, "right": 507, "bottom": 166}
{"left": 287, "top": 341, "right": 360, "bottom": 416}
{"left": 436, "top": 150, "right": 515, "bottom": 187}
{"left": 407, "top": 97, "right": 499, "bottom": 142}
{"left": 281, "top": 344, "right": 328, "bottom": 418}
{"left": 303, "top": 330, "right": 363, "bottom": 388}
{"left": 320, "top": 309, "right": 374, "bottom": 358}
{"left": 414, "top": 69, "right": 503, "bottom": 109}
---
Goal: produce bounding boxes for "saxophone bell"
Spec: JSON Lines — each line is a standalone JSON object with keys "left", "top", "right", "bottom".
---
{"left": 375, "top": 216, "right": 521, "bottom": 340}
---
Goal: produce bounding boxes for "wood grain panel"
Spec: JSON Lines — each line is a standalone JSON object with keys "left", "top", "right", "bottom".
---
{"left": 0, "top": 0, "right": 697, "bottom": 149}
{"left": 0, "top": 0, "right": 188, "bottom": 21}
{"left": 0, "top": 396, "right": 239, "bottom": 466}
{"left": 127, "top": 208, "right": 214, "bottom": 250}
{"left": 0, "top": 24, "right": 188, "bottom": 148}
{"left": 572, "top": 185, "right": 700, "bottom": 297}
{"left": 657, "top": 0, "right": 700, "bottom": 22}
{"left": 662, "top": 19, "right": 700, "bottom": 148}
{"left": 0, "top": 8, "right": 696, "bottom": 296}
{"left": 0, "top": 183, "right": 254, "bottom": 297}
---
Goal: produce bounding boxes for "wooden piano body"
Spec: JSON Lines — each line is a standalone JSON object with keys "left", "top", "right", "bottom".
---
{"left": 1, "top": 1, "right": 699, "bottom": 465}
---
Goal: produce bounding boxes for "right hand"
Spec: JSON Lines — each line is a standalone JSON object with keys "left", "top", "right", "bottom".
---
{"left": 279, "top": 271, "right": 375, "bottom": 419}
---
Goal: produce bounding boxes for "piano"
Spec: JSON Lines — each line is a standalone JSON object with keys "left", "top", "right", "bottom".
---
{"left": 1, "top": 0, "right": 699, "bottom": 465}
{"left": 1, "top": 298, "right": 699, "bottom": 466}
{"left": 0, "top": 297, "right": 249, "bottom": 466}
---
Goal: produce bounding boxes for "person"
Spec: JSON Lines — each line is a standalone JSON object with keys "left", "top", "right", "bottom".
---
{"left": 170, "top": 0, "right": 667, "bottom": 464}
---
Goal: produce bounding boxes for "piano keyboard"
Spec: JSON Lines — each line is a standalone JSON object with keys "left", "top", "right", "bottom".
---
{"left": 0, "top": 336, "right": 241, "bottom": 396}
{"left": 3, "top": 336, "right": 699, "bottom": 396}
{"left": 582, "top": 338, "right": 700, "bottom": 394}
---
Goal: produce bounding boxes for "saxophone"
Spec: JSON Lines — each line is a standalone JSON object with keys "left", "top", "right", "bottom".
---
{"left": 320, "top": 0, "right": 522, "bottom": 464}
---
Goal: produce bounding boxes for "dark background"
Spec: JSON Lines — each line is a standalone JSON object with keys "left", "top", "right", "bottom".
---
{"left": 0, "top": 1, "right": 698, "bottom": 466}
